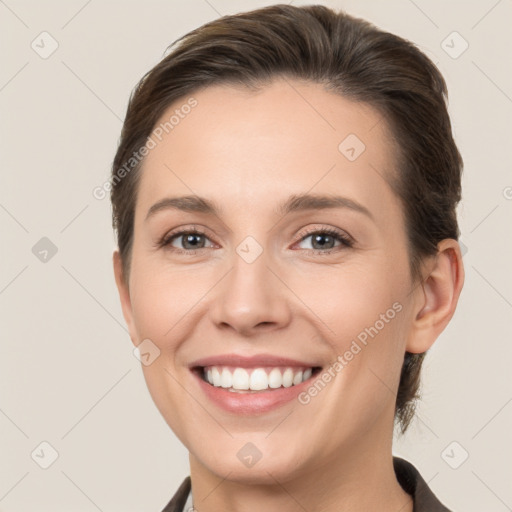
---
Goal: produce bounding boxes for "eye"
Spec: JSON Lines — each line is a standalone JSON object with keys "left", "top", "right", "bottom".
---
{"left": 294, "top": 227, "right": 353, "bottom": 253}
{"left": 158, "top": 227, "right": 215, "bottom": 253}
{"left": 157, "top": 225, "right": 354, "bottom": 255}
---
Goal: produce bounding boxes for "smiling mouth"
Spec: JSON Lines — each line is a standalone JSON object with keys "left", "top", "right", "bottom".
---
{"left": 192, "top": 365, "right": 322, "bottom": 393}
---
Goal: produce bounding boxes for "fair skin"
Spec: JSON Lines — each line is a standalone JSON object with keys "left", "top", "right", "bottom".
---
{"left": 113, "top": 78, "right": 464, "bottom": 512}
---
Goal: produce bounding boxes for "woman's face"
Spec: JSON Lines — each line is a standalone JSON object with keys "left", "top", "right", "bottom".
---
{"left": 115, "top": 78, "right": 425, "bottom": 483}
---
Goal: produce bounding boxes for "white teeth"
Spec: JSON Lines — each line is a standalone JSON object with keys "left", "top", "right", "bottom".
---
{"left": 293, "top": 370, "right": 303, "bottom": 385}
{"left": 203, "top": 366, "right": 316, "bottom": 391}
{"left": 250, "top": 368, "right": 268, "bottom": 390}
{"left": 211, "top": 367, "right": 221, "bottom": 386}
{"left": 220, "top": 368, "right": 232, "bottom": 388}
{"left": 268, "top": 368, "right": 282, "bottom": 388}
{"left": 232, "top": 368, "right": 250, "bottom": 390}
{"left": 282, "top": 368, "right": 293, "bottom": 387}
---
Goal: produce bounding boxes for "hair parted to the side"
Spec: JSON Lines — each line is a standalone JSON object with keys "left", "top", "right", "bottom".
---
{"left": 110, "top": 4, "right": 463, "bottom": 433}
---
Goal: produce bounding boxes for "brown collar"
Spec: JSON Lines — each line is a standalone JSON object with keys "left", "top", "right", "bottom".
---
{"left": 393, "top": 457, "right": 452, "bottom": 512}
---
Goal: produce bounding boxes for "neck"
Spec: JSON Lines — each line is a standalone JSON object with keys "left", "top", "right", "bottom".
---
{"left": 187, "top": 417, "right": 413, "bottom": 512}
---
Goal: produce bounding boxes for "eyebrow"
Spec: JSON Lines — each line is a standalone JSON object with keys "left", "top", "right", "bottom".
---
{"left": 145, "top": 193, "right": 374, "bottom": 222}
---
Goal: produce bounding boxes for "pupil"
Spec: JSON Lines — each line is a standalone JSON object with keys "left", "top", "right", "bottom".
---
{"left": 313, "top": 234, "right": 333, "bottom": 249}
{"left": 184, "top": 234, "right": 204, "bottom": 249}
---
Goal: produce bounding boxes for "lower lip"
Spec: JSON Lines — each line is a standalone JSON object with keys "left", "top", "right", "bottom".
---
{"left": 191, "top": 369, "right": 318, "bottom": 415}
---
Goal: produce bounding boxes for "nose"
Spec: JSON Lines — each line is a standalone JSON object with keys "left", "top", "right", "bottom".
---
{"left": 208, "top": 250, "right": 292, "bottom": 337}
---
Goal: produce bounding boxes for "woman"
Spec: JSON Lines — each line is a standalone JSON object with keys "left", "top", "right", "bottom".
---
{"left": 110, "top": 4, "right": 464, "bottom": 511}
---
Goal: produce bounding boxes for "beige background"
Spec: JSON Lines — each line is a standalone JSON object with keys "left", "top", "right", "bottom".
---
{"left": 1, "top": 0, "right": 511, "bottom": 510}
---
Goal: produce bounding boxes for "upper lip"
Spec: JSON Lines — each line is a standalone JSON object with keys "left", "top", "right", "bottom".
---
{"left": 189, "top": 353, "right": 322, "bottom": 369}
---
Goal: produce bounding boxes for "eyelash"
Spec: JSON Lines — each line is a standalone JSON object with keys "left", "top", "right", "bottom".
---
{"left": 157, "top": 225, "right": 354, "bottom": 256}
{"left": 294, "top": 227, "right": 354, "bottom": 254}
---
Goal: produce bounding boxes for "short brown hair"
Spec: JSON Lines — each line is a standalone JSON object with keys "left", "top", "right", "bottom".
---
{"left": 110, "top": 4, "right": 463, "bottom": 433}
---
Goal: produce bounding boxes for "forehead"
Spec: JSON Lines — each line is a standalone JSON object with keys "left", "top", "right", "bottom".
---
{"left": 135, "top": 77, "right": 401, "bottom": 225}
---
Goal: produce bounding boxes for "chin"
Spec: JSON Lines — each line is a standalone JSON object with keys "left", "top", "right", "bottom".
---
{"left": 211, "top": 461, "right": 300, "bottom": 485}
{"left": 194, "top": 444, "right": 313, "bottom": 486}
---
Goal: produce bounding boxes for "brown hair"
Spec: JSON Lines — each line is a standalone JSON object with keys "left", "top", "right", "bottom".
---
{"left": 110, "top": 4, "right": 463, "bottom": 433}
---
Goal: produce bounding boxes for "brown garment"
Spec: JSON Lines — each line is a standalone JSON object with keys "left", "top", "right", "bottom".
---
{"left": 161, "top": 456, "right": 452, "bottom": 511}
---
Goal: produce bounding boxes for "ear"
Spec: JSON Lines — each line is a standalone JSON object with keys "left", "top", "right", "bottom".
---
{"left": 113, "top": 249, "right": 138, "bottom": 347}
{"left": 406, "top": 239, "right": 465, "bottom": 353}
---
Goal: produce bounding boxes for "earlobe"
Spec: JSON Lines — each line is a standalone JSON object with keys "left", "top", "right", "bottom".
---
{"left": 406, "top": 239, "right": 465, "bottom": 354}
{"left": 113, "top": 250, "right": 138, "bottom": 346}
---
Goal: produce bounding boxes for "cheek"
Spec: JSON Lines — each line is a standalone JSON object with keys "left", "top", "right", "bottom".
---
{"left": 128, "top": 264, "right": 194, "bottom": 439}
{"left": 129, "top": 256, "right": 199, "bottom": 344}
{"left": 291, "top": 257, "right": 405, "bottom": 341}
{"left": 297, "top": 262, "right": 407, "bottom": 408}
